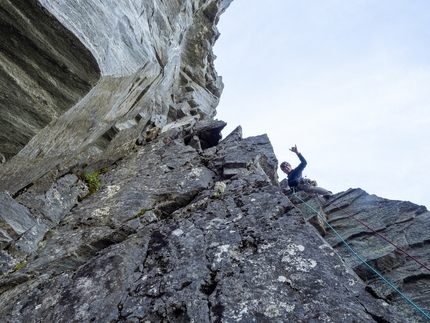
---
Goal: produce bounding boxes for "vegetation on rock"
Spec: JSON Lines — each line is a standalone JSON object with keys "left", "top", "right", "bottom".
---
{"left": 82, "top": 171, "right": 102, "bottom": 196}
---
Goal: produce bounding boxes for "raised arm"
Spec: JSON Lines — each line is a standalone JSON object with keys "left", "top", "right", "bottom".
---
{"left": 290, "top": 145, "right": 307, "bottom": 171}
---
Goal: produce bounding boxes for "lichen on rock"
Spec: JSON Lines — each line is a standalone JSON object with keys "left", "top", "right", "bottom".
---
{"left": 0, "top": 0, "right": 424, "bottom": 322}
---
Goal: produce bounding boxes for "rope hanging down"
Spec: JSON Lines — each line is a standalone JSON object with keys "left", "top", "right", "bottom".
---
{"left": 319, "top": 196, "right": 430, "bottom": 273}
{"left": 292, "top": 190, "right": 430, "bottom": 321}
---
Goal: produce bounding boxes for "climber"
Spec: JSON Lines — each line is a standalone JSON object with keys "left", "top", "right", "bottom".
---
{"left": 280, "top": 145, "right": 332, "bottom": 199}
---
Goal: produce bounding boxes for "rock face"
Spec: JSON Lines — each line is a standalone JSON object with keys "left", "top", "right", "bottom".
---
{"left": 0, "top": 123, "right": 404, "bottom": 322}
{"left": 0, "top": 0, "right": 226, "bottom": 186}
{"left": 290, "top": 189, "right": 430, "bottom": 323}
{"left": 0, "top": 0, "right": 428, "bottom": 322}
{"left": 0, "top": 0, "right": 100, "bottom": 159}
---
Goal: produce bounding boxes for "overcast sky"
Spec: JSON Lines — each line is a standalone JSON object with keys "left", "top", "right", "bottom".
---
{"left": 214, "top": 0, "right": 430, "bottom": 207}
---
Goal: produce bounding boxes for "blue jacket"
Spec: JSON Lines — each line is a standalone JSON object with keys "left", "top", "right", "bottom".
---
{"left": 287, "top": 153, "right": 307, "bottom": 187}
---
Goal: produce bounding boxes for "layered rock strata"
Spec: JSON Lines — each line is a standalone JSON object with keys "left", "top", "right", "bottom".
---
{"left": 0, "top": 0, "right": 425, "bottom": 322}
{"left": 0, "top": 0, "right": 228, "bottom": 190}
{"left": 289, "top": 188, "right": 430, "bottom": 323}
{"left": 0, "top": 0, "right": 100, "bottom": 159}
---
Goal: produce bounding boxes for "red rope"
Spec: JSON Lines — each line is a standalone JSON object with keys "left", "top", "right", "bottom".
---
{"left": 319, "top": 196, "right": 430, "bottom": 273}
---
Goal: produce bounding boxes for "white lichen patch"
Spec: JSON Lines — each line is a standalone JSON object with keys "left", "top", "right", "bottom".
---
{"left": 91, "top": 206, "right": 110, "bottom": 218}
{"left": 50, "top": 189, "right": 62, "bottom": 204}
{"left": 318, "top": 244, "right": 331, "bottom": 250}
{"left": 213, "top": 181, "right": 226, "bottom": 198}
{"left": 258, "top": 242, "right": 275, "bottom": 251}
{"left": 187, "top": 167, "right": 203, "bottom": 179}
{"left": 209, "top": 241, "right": 219, "bottom": 248}
{"left": 284, "top": 243, "right": 305, "bottom": 256}
{"left": 102, "top": 185, "right": 121, "bottom": 200}
{"left": 225, "top": 301, "right": 250, "bottom": 322}
{"left": 214, "top": 244, "right": 230, "bottom": 262}
{"left": 281, "top": 244, "right": 317, "bottom": 272}
{"left": 264, "top": 302, "right": 296, "bottom": 317}
{"left": 214, "top": 181, "right": 226, "bottom": 192}
{"left": 278, "top": 276, "right": 287, "bottom": 282}
{"left": 172, "top": 228, "right": 183, "bottom": 236}
{"left": 75, "top": 276, "right": 98, "bottom": 320}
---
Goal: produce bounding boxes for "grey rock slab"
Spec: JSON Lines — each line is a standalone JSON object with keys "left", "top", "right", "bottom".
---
{"left": 115, "top": 176, "right": 402, "bottom": 322}
{"left": 209, "top": 132, "right": 279, "bottom": 187}
{"left": 0, "top": 0, "right": 100, "bottom": 158}
{"left": 0, "top": 193, "right": 36, "bottom": 241}
{"left": 0, "top": 228, "right": 12, "bottom": 250}
{"left": 0, "top": 250, "right": 16, "bottom": 276}
{"left": 0, "top": 62, "right": 162, "bottom": 195}
{"left": 66, "top": 139, "right": 214, "bottom": 229}
{"left": 6, "top": 174, "right": 89, "bottom": 256}
{"left": 16, "top": 174, "right": 88, "bottom": 224}
{"left": 294, "top": 188, "right": 430, "bottom": 323}
{"left": 0, "top": 233, "right": 150, "bottom": 323}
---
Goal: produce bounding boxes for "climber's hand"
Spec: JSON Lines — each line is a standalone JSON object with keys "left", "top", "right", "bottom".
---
{"left": 289, "top": 145, "right": 299, "bottom": 154}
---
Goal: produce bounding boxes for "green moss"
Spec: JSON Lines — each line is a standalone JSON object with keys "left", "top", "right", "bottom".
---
{"left": 14, "top": 261, "right": 25, "bottom": 271}
{"left": 82, "top": 170, "right": 102, "bottom": 196}
{"left": 136, "top": 209, "right": 146, "bottom": 218}
{"left": 118, "top": 302, "right": 124, "bottom": 311}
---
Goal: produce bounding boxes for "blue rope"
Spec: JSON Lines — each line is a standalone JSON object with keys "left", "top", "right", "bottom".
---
{"left": 292, "top": 189, "right": 430, "bottom": 321}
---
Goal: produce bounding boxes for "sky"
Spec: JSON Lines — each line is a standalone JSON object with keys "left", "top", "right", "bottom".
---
{"left": 213, "top": 0, "right": 430, "bottom": 207}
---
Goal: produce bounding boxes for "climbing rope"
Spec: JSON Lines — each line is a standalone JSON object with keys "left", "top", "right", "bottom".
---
{"left": 318, "top": 195, "right": 430, "bottom": 273}
{"left": 292, "top": 189, "right": 430, "bottom": 321}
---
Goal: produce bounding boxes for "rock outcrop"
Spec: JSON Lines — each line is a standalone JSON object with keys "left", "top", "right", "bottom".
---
{"left": 0, "top": 122, "right": 404, "bottom": 322}
{"left": 0, "top": 0, "right": 100, "bottom": 159}
{"left": 0, "top": 0, "right": 228, "bottom": 194}
{"left": 290, "top": 189, "right": 430, "bottom": 323}
{"left": 0, "top": 0, "right": 428, "bottom": 322}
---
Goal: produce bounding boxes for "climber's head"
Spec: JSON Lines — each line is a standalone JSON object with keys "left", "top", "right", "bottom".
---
{"left": 280, "top": 161, "right": 292, "bottom": 174}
